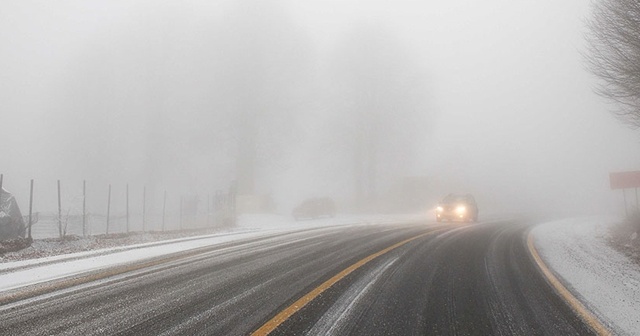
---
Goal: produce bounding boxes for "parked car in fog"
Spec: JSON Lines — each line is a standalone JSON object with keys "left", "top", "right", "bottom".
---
{"left": 436, "top": 194, "right": 478, "bottom": 222}
{"left": 292, "top": 198, "right": 336, "bottom": 220}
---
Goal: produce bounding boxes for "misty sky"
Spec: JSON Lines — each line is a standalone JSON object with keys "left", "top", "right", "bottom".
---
{"left": 2, "top": 0, "right": 640, "bottom": 216}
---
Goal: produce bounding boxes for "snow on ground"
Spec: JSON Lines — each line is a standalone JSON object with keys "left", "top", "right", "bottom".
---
{"left": 0, "top": 214, "right": 425, "bottom": 294}
{"left": 5, "top": 213, "right": 636, "bottom": 333}
{"left": 532, "top": 218, "right": 640, "bottom": 335}
{"left": 238, "top": 213, "right": 424, "bottom": 231}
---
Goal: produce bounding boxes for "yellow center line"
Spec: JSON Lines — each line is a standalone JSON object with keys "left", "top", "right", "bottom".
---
{"left": 526, "top": 232, "right": 612, "bottom": 336}
{"left": 252, "top": 228, "right": 442, "bottom": 336}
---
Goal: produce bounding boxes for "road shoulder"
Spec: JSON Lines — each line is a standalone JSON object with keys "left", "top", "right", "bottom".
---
{"left": 531, "top": 218, "right": 640, "bottom": 335}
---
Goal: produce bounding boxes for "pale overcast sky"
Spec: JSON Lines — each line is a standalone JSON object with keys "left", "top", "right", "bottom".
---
{"left": 1, "top": 0, "right": 638, "bottom": 216}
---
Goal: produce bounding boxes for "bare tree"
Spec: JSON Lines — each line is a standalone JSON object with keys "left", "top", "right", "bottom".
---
{"left": 586, "top": 0, "right": 640, "bottom": 128}
{"left": 58, "top": 209, "right": 73, "bottom": 240}
{"left": 212, "top": 0, "right": 310, "bottom": 197}
{"left": 330, "top": 26, "right": 430, "bottom": 208}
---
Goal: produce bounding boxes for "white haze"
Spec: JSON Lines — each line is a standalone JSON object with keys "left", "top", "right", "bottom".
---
{"left": 1, "top": 0, "right": 640, "bottom": 217}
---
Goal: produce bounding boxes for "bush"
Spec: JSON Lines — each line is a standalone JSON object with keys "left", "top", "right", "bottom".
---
{"left": 627, "top": 211, "right": 640, "bottom": 233}
{"left": 0, "top": 237, "right": 33, "bottom": 254}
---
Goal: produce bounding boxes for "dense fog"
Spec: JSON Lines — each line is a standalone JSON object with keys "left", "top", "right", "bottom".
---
{"left": 2, "top": 0, "right": 640, "bottom": 218}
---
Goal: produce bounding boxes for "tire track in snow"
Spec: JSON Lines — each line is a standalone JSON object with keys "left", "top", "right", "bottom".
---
{"left": 307, "top": 256, "right": 399, "bottom": 335}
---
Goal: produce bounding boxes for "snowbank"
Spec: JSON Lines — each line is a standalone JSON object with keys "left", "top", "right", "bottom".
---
{"left": 532, "top": 218, "right": 640, "bottom": 335}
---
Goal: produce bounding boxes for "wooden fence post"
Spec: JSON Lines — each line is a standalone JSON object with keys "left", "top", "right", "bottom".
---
{"left": 83, "top": 180, "right": 87, "bottom": 237}
{"left": 106, "top": 184, "right": 111, "bottom": 235}
{"left": 28, "top": 179, "right": 33, "bottom": 239}
{"left": 162, "top": 190, "right": 166, "bottom": 231}
{"left": 126, "top": 183, "right": 130, "bottom": 233}
{"left": 142, "top": 186, "right": 146, "bottom": 233}
{"left": 57, "top": 180, "right": 62, "bottom": 239}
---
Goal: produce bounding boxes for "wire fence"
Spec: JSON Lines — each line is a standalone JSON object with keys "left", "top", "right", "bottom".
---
{"left": 1, "top": 174, "right": 236, "bottom": 241}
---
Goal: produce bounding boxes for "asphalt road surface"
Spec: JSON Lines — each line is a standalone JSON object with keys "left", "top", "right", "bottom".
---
{"left": 0, "top": 220, "right": 597, "bottom": 335}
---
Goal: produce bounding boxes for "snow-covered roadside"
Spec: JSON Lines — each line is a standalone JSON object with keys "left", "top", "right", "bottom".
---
{"left": 0, "top": 214, "right": 426, "bottom": 294}
{"left": 1, "top": 213, "right": 424, "bottom": 266}
{"left": 532, "top": 218, "right": 640, "bottom": 335}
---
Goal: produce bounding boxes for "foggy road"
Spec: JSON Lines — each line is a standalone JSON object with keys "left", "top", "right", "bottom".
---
{"left": 1, "top": 1, "right": 636, "bottom": 334}
{"left": 0, "top": 220, "right": 600, "bottom": 335}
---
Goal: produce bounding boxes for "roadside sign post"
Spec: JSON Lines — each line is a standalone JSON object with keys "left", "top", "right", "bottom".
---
{"left": 623, "top": 189, "right": 628, "bottom": 217}
{"left": 609, "top": 171, "right": 640, "bottom": 217}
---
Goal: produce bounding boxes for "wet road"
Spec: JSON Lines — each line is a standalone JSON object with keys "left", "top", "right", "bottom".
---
{"left": 0, "top": 220, "right": 596, "bottom": 335}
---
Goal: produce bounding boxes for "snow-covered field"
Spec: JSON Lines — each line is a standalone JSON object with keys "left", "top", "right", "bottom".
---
{"left": 532, "top": 218, "right": 640, "bottom": 335}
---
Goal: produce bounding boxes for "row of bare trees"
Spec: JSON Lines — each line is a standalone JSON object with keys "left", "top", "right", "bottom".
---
{"left": 48, "top": 1, "right": 431, "bottom": 213}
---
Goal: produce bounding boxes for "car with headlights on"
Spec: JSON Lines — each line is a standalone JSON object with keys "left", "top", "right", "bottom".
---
{"left": 435, "top": 194, "right": 478, "bottom": 222}
{"left": 292, "top": 197, "right": 336, "bottom": 220}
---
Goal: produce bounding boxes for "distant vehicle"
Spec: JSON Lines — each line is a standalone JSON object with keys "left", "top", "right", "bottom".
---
{"left": 436, "top": 194, "right": 478, "bottom": 222}
{"left": 292, "top": 198, "right": 336, "bottom": 220}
